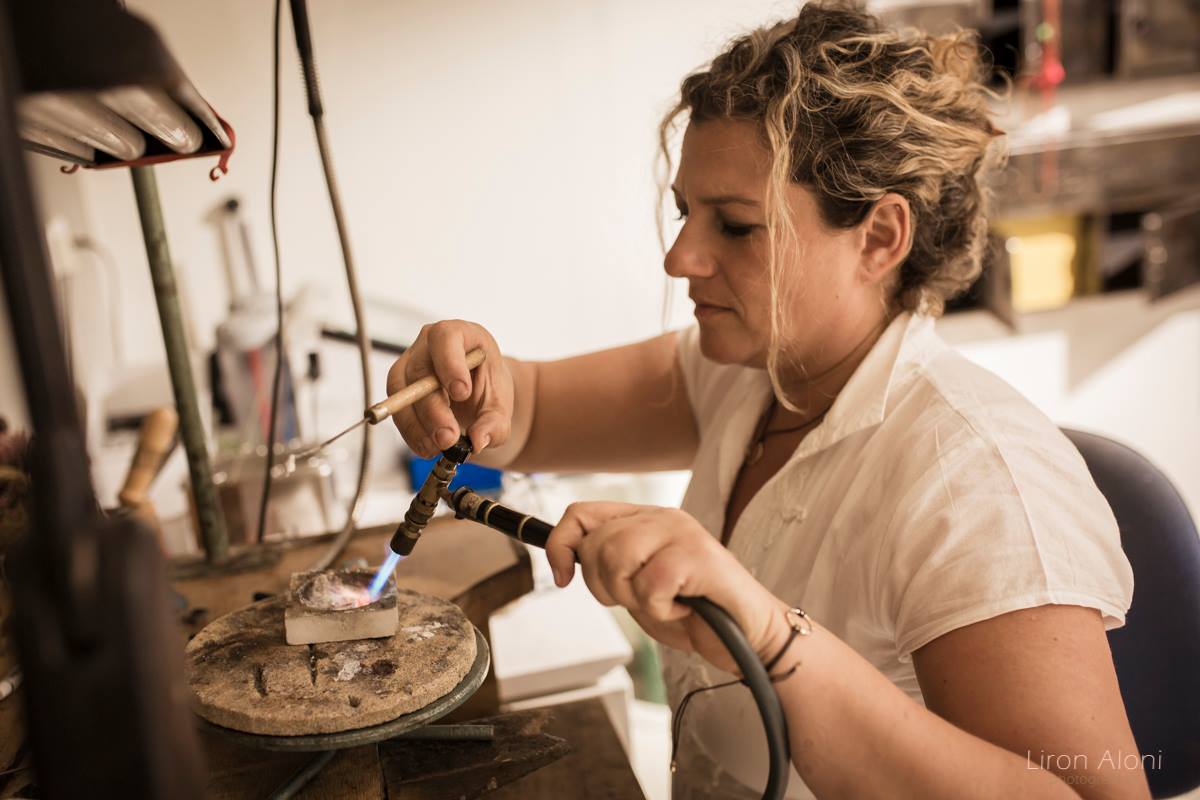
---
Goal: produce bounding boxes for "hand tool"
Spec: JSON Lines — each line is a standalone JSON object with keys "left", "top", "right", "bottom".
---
{"left": 290, "top": 347, "right": 486, "bottom": 465}
{"left": 117, "top": 406, "right": 178, "bottom": 509}
{"left": 115, "top": 407, "right": 178, "bottom": 547}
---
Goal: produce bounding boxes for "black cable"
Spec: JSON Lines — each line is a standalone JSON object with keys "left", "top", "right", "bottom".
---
{"left": 287, "top": 0, "right": 373, "bottom": 570}
{"left": 254, "top": 0, "right": 286, "bottom": 544}
{"left": 445, "top": 487, "right": 791, "bottom": 800}
{"left": 319, "top": 326, "right": 407, "bottom": 355}
{"left": 677, "top": 597, "right": 791, "bottom": 800}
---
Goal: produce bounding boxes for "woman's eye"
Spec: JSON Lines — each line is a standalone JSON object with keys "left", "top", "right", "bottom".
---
{"left": 674, "top": 207, "right": 688, "bottom": 221}
{"left": 720, "top": 221, "right": 755, "bottom": 238}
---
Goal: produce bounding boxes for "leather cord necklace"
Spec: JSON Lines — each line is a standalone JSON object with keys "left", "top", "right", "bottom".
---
{"left": 744, "top": 396, "right": 830, "bottom": 466}
{"left": 741, "top": 317, "right": 893, "bottom": 467}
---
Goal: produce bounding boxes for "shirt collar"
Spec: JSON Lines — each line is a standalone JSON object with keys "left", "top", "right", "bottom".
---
{"left": 789, "top": 311, "right": 939, "bottom": 460}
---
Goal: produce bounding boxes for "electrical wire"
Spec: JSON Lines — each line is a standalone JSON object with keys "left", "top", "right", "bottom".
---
{"left": 254, "top": 0, "right": 286, "bottom": 544}
{"left": 286, "top": 0, "right": 372, "bottom": 570}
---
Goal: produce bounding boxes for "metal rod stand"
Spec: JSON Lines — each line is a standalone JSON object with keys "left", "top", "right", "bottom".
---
{"left": 131, "top": 165, "right": 228, "bottom": 562}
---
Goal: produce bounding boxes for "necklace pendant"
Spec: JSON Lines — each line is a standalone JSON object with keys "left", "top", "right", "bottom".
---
{"left": 746, "top": 440, "right": 765, "bottom": 466}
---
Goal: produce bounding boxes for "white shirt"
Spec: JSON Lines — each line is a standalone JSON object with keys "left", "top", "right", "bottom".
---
{"left": 665, "top": 311, "right": 1134, "bottom": 800}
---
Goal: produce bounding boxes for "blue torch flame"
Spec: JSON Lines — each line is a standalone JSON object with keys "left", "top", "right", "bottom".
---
{"left": 368, "top": 550, "right": 402, "bottom": 601}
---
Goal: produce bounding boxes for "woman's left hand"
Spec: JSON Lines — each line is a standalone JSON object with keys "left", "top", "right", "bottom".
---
{"left": 546, "top": 502, "right": 789, "bottom": 673}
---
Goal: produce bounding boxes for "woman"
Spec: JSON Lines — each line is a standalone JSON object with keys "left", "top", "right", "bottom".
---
{"left": 387, "top": 4, "right": 1146, "bottom": 798}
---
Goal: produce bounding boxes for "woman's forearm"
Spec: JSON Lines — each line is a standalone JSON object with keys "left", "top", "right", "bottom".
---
{"left": 772, "top": 617, "right": 1078, "bottom": 800}
{"left": 469, "top": 332, "right": 697, "bottom": 473}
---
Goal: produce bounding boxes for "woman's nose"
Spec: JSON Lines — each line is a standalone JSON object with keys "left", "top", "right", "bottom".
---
{"left": 664, "top": 226, "right": 717, "bottom": 279}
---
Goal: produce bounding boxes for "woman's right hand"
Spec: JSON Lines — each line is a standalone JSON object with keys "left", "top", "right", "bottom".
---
{"left": 386, "top": 320, "right": 513, "bottom": 459}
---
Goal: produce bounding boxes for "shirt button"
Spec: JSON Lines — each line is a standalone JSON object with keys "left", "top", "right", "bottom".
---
{"left": 780, "top": 507, "right": 807, "bottom": 524}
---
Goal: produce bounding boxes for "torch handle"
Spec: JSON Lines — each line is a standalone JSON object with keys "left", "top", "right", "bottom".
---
{"left": 446, "top": 487, "right": 554, "bottom": 549}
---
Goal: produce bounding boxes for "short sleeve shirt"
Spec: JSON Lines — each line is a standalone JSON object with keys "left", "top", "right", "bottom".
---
{"left": 664, "top": 311, "right": 1134, "bottom": 800}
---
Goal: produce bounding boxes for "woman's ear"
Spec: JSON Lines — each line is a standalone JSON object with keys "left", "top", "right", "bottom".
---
{"left": 859, "top": 193, "right": 911, "bottom": 285}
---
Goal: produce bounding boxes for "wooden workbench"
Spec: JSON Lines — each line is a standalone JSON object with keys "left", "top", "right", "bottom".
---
{"left": 201, "top": 698, "right": 645, "bottom": 799}
{"left": 173, "top": 519, "right": 647, "bottom": 798}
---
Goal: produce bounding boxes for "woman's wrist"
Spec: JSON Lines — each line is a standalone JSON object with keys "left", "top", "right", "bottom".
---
{"left": 753, "top": 597, "right": 797, "bottom": 663}
{"left": 750, "top": 598, "right": 819, "bottom": 679}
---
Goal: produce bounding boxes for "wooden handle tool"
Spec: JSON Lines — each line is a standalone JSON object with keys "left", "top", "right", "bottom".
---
{"left": 118, "top": 407, "right": 178, "bottom": 508}
{"left": 292, "top": 348, "right": 487, "bottom": 462}
{"left": 364, "top": 347, "right": 486, "bottom": 423}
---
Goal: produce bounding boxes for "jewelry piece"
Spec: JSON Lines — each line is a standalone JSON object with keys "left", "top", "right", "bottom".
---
{"left": 786, "top": 607, "right": 813, "bottom": 637}
{"left": 740, "top": 317, "right": 891, "bottom": 467}
{"left": 763, "top": 607, "right": 813, "bottom": 671}
{"left": 743, "top": 398, "right": 829, "bottom": 466}
{"left": 757, "top": 607, "right": 812, "bottom": 685}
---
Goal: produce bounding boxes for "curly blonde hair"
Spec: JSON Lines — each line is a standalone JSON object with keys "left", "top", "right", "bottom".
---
{"left": 659, "top": 1, "right": 1004, "bottom": 374}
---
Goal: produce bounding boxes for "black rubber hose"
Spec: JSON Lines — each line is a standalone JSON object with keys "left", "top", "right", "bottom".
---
{"left": 446, "top": 488, "right": 791, "bottom": 799}
{"left": 677, "top": 596, "right": 790, "bottom": 800}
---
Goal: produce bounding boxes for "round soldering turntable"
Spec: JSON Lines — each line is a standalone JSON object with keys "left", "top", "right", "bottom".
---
{"left": 184, "top": 583, "right": 489, "bottom": 752}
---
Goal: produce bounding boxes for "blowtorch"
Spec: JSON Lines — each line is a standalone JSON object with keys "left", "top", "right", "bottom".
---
{"left": 379, "top": 435, "right": 793, "bottom": 800}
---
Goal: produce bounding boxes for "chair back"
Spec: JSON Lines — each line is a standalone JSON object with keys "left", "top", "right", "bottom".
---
{"left": 1064, "top": 429, "right": 1200, "bottom": 798}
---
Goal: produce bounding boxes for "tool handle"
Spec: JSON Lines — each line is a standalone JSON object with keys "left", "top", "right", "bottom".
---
{"left": 445, "top": 487, "right": 558, "bottom": 552}
{"left": 118, "top": 407, "right": 178, "bottom": 508}
{"left": 364, "top": 348, "right": 486, "bottom": 424}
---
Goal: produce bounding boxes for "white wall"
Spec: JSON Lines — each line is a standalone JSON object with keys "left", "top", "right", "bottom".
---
{"left": 0, "top": 153, "right": 98, "bottom": 434}
{"left": 939, "top": 288, "right": 1200, "bottom": 522}
{"left": 32, "top": 0, "right": 801, "bottom": 371}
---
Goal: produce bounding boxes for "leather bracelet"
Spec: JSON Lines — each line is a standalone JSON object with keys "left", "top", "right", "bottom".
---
{"left": 763, "top": 607, "right": 812, "bottom": 674}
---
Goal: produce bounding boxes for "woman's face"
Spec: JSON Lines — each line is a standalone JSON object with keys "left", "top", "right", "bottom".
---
{"left": 665, "top": 118, "right": 872, "bottom": 370}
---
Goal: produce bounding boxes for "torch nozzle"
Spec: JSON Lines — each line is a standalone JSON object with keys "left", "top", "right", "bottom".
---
{"left": 387, "top": 435, "right": 474, "bottom": 556}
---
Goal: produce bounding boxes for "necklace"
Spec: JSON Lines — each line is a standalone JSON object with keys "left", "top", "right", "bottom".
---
{"left": 740, "top": 318, "right": 893, "bottom": 467}
{"left": 743, "top": 397, "right": 829, "bottom": 466}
